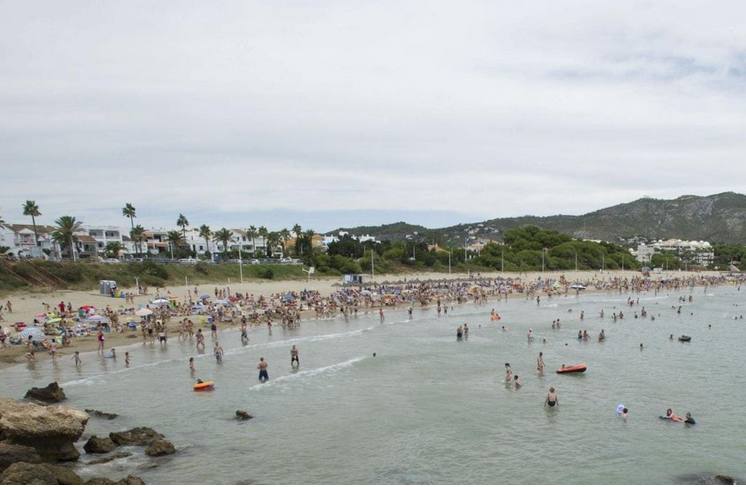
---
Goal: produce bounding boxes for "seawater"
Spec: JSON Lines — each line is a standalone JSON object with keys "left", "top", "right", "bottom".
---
{"left": 2, "top": 286, "right": 745, "bottom": 484}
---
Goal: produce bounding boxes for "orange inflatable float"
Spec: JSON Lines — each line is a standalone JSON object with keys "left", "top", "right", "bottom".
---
{"left": 556, "top": 363, "right": 587, "bottom": 374}
{"left": 193, "top": 381, "right": 215, "bottom": 391}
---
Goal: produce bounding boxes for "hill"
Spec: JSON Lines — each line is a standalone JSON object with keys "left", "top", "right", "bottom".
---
{"left": 330, "top": 192, "right": 746, "bottom": 245}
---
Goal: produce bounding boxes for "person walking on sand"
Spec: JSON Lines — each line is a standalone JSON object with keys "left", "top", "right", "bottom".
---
{"left": 257, "top": 357, "right": 269, "bottom": 382}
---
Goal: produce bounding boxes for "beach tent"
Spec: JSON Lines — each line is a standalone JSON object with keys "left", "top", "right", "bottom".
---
{"left": 135, "top": 308, "right": 153, "bottom": 317}
{"left": 19, "top": 327, "right": 46, "bottom": 341}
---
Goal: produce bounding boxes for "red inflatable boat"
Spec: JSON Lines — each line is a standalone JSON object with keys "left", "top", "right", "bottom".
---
{"left": 556, "top": 363, "right": 587, "bottom": 374}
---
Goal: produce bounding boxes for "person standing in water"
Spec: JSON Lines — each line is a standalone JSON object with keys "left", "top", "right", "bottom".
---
{"left": 125, "top": 351, "right": 130, "bottom": 368}
{"left": 456, "top": 325, "right": 463, "bottom": 341}
{"left": 290, "top": 345, "right": 300, "bottom": 368}
{"left": 73, "top": 351, "right": 81, "bottom": 367}
{"left": 537, "top": 352, "right": 545, "bottom": 375}
{"left": 214, "top": 341, "right": 224, "bottom": 363}
{"left": 463, "top": 323, "right": 469, "bottom": 340}
{"left": 545, "top": 387, "right": 558, "bottom": 408}
{"left": 240, "top": 321, "right": 249, "bottom": 345}
{"left": 257, "top": 357, "right": 269, "bottom": 382}
{"left": 188, "top": 357, "right": 196, "bottom": 375}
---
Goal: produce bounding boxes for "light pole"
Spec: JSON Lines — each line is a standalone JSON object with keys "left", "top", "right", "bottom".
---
{"left": 541, "top": 247, "right": 545, "bottom": 273}
{"left": 371, "top": 248, "right": 375, "bottom": 278}
{"left": 238, "top": 245, "right": 244, "bottom": 283}
{"left": 575, "top": 251, "right": 578, "bottom": 271}
{"left": 448, "top": 249, "right": 452, "bottom": 275}
{"left": 501, "top": 248, "right": 504, "bottom": 273}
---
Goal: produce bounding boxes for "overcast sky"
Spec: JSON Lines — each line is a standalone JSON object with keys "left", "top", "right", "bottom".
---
{"left": 2, "top": 1, "right": 746, "bottom": 232}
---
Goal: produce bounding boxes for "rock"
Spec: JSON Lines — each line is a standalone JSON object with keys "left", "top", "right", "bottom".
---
{"left": 85, "top": 477, "right": 117, "bottom": 485}
{"left": 118, "top": 474, "right": 145, "bottom": 484}
{"left": 0, "top": 443, "right": 41, "bottom": 473}
{"left": 714, "top": 475, "right": 736, "bottom": 485}
{"left": 84, "top": 409, "right": 118, "bottom": 420}
{"left": 83, "top": 435, "right": 117, "bottom": 454}
{"left": 84, "top": 474, "right": 146, "bottom": 485}
{"left": 0, "top": 398, "right": 88, "bottom": 462}
{"left": 23, "top": 383, "right": 66, "bottom": 404}
{"left": 144, "top": 439, "right": 175, "bottom": 457}
{"left": 235, "top": 410, "right": 253, "bottom": 420}
{"left": 0, "top": 462, "right": 81, "bottom": 485}
{"left": 109, "top": 427, "right": 163, "bottom": 446}
{"left": 85, "top": 451, "right": 132, "bottom": 465}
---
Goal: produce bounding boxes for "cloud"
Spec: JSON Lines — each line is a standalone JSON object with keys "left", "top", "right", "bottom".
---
{"left": 2, "top": 0, "right": 746, "bottom": 231}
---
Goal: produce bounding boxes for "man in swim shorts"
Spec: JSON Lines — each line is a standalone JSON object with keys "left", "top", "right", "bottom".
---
{"left": 290, "top": 345, "right": 299, "bottom": 368}
{"left": 257, "top": 357, "right": 269, "bottom": 382}
{"left": 545, "top": 387, "right": 558, "bottom": 407}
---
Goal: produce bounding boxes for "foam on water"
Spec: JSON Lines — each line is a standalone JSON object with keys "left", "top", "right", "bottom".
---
{"left": 248, "top": 356, "right": 366, "bottom": 390}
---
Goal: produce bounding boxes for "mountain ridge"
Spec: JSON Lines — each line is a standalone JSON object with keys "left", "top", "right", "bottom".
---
{"left": 330, "top": 192, "right": 746, "bottom": 244}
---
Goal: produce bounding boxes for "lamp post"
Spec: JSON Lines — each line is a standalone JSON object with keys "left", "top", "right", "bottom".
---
{"left": 448, "top": 249, "right": 452, "bottom": 275}
{"left": 238, "top": 245, "right": 243, "bottom": 283}
{"left": 542, "top": 248, "right": 546, "bottom": 273}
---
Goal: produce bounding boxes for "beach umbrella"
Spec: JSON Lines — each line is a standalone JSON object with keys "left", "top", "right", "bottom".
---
{"left": 35, "top": 312, "right": 47, "bottom": 319}
{"left": 135, "top": 308, "right": 154, "bottom": 317}
{"left": 151, "top": 298, "right": 169, "bottom": 305}
{"left": 19, "top": 327, "right": 46, "bottom": 341}
{"left": 199, "top": 294, "right": 210, "bottom": 300}
{"left": 79, "top": 305, "right": 95, "bottom": 311}
{"left": 86, "top": 315, "right": 109, "bottom": 323}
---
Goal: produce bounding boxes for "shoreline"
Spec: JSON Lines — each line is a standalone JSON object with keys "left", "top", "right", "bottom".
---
{"left": 0, "top": 269, "right": 729, "bottom": 370}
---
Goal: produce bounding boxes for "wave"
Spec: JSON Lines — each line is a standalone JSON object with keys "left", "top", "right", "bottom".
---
{"left": 248, "top": 356, "right": 366, "bottom": 390}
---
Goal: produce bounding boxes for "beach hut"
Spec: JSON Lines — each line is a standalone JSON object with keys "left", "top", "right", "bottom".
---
{"left": 99, "top": 280, "right": 118, "bottom": 296}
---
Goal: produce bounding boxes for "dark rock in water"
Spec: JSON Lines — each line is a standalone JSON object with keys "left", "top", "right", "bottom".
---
{"left": 84, "top": 435, "right": 117, "bottom": 454}
{"left": 235, "top": 410, "right": 253, "bottom": 420}
{"left": 109, "top": 427, "right": 163, "bottom": 446}
{"left": 86, "top": 451, "right": 132, "bottom": 465}
{"left": 24, "top": 382, "right": 66, "bottom": 403}
{"left": 85, "top": 477, "right": 118, "bottom": 485}
{"left": 0, "top": 461, "right": 81, "bottom": 485}
{"left": 119, "top": 474, "right": 146, "bottom": 484}
{"left": 85, "top": 409, "right": 118, "bottom": 420}
{"left": 676, "top": 473, "right": 741, "bottom": 485}
{"left": 0, "top": 398, "right": 88, "bottom": 462}
{"left": 144, "top": 439, "right": 175, "bottom": 457}
{"left": 0, "top": 443, "right": 41, "bottom": 473}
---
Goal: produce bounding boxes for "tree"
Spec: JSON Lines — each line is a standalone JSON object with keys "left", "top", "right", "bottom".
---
{"left": 105, "top": 241, "right": 123, "bottom": 258}
{"left": 247, "top": 225, "right": 257, "bottom": 256}
{"left": 177, "top": 214, "right": 189, "bottom": 239}
{"left": 267, "top": 231, "right": 280, "bottom": 259}
{"left": 292, "top": 224, "right": 302, "bottom": 255}
{"left": 52, "top": 216, "right": 82, "bottom": 260}
{"left": 122, "top": 203, "right": 136, "bottom": 230}
{"left": 213, "top": 228, "right": 233, "bottom": 257}
{"left": 22, "top": 200, "right": 41, "bottom": 247}
{"left": 166, "top": 231, "right": 183, "bottom": 258}
{"left": 199, "top": 225, "right": 212, "bottom": 258}
{"left": 279, "top": 228, "right": 291, "bottom": 256}
{"left": 130, "top": 225, "right": 146, "bottom": 257}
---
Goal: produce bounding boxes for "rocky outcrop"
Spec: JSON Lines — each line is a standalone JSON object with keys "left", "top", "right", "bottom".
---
{"left": 235, "top": 410, "right": 253, "bottom": 420}
{"left": 0, "top": 443, "right": 41, "bottom": 474}
{"left": 23, "top": 383, "right": 66, "bottom": 404}
{"left": 85, "top": 409, "right": 118, "bottom": 420}
{"left": 84, "top": 474, "right": 145, "bottom": 485}
{"left": 0, "top": 462, "right": 81, "bottom": 485}
{"left": 0, "top": 399, "right": 88, "bottom": 462}
{"left": 85, "top": 451, "right": 132, "bottom": 465}
{"left": 83, "top": 435, "right": 117, "bottom": 454}
{"left": 109, "top": 427, "right": 163, "bottom": 447}
{"left": 144, "top": 439, "right": 175, "bottom": 457}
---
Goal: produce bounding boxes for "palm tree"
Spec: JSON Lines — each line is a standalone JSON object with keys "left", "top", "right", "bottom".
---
{"left": 105, "top": 241, "right": 124, "bottom": 259}
{"left": 279, "top": 228, "right": 291, "bottom": 257}
{"left": 292, "top": 224, "right": 302, "bottom": 255}
{"left": 267, "top": 231, "right": 280, "bottom": 259}
{"left": 166, "top": 231, "right": 183, "bottom": 259}
{"left": 22, "top": 200, "right": 41, "bottom": 247}
{"left": 303, "top": 229, "right": 315, "bottom": 256}
{"left": 247, "top": 225, "right": 257, "bottom": 256}
{"left": 213, "top": 228, "right": 233, "bottom": 257}
{"left": 199, "top": 225, "right": 212, "bottom": 258}
{"left": 177, "top": 214, "right": 189, "bottom": 239}
{"left": 130, "top": 225, "right": 146, "bottom": 257}
{"left": 258, "top": 226, "right": 269, "bottom": 257}
{"left": 122, "top": 203, "right": 136, "bottom": 230}
{"left": 52, "top": 216, "right": 82, "bottom": 260}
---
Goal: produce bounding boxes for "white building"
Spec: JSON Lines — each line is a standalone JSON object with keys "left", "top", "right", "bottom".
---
{"left": 1, "top": 224, "right": 59, "bottom": 259}
{"left": 633, "top": 239, "right": 715, "bottom": 267}
{"left": 85, "top": 226, "right": 126, "bottom": 254}
{"left": 631, "top": 243, "right": 656, "bottom": 264}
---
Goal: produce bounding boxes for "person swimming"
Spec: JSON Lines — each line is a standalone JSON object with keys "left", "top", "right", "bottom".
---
{"left": 684, "top": 412, "right": 696, "bottom": 425}
{"left": 545, "top": 387, "right": 558, "bottom": 407}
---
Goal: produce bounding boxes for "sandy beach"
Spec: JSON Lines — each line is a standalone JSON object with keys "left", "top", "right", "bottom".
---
{"left": 0, "top": 269, "right": 720, "bottom": 368}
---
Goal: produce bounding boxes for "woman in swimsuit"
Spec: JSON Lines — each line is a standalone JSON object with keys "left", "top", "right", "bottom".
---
{"left": 545, "top": 387, "right": 558, "bottom": 407}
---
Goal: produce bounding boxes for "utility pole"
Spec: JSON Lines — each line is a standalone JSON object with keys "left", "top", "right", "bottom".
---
{"left": 574, "top": 251, "right": 578, "bottom": 271}
{"left": 542, "top": 248, "right": 545, "bottom": 273}
{"left": 371, "top": 248, "right": 375, "bottom": 278}
{"left": 448, "top": 250, "right": 452, "bottom": 275}
{"left": 501, "top": 248, "right": 504, "bottom": 273}
{"left": 602, "top": 254, "right": 605, "bottom": 272}
{"left": 238, "top": 245, "right": 243, "bottom": 283}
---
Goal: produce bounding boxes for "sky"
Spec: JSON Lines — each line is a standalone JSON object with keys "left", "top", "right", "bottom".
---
{"left": 2, "top": 0, "right": 746, "bottom": 233}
